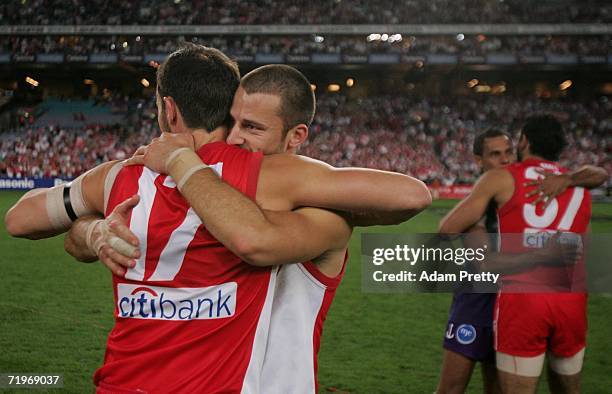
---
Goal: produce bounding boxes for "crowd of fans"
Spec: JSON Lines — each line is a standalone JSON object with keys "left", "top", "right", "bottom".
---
{"left": 1, "top": 94, "right": 610, "bottom": 186}
{"left": 2, "top": 35, "right": 611, "bottom": 57}
{"left": 1, "top": 0, "right": 610, "bottom": 24}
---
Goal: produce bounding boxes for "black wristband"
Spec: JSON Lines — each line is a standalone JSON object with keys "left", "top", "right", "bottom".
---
{"left": 62, "top": 182, "right": 78, "bottom": 221}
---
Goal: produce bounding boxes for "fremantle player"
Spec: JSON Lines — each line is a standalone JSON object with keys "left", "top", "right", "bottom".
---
{"left": 439, "top": 115, "right": 598, "bottom": 394}
{"left": 436, "top": 129, "right": 512, "bottom": 394}
{"left": 436, "top": 129, "right": 606, "bottom": 394}
{"left": 5, "top": 48, "right": 431, "bottom": 392}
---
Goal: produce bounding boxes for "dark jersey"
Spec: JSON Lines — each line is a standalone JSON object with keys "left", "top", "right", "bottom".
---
{"left": 448, "top": 201, "right": 497, "bottom": 326}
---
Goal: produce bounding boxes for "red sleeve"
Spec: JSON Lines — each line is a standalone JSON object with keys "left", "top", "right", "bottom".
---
{"left": 197, "top": 142, "right": 263, "bottom": 201}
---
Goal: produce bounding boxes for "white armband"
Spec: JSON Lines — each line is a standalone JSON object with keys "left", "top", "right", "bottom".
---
{"left": 45, "top": 174, "right": 96, "bottom": 231}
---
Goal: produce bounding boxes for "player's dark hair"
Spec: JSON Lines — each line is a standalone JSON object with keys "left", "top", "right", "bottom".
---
{"left": 156, "top": 43, "right": 240, "bottom": 131}
{"left": 521, "top": 114, "right": 566, "bottom": 161}
{"left": 240, "top": 64, "right": 315, "bottom": 134}
{"left": 473, "top": 128, "right": 512, "bottom": 156}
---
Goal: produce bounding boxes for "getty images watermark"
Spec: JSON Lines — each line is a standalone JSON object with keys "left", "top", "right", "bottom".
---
{"left": 361, "top": 233, "right": 611, "bottom": 293}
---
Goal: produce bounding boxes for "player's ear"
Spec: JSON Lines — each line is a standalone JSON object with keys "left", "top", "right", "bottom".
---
{"left": 474, "top": 155, "right": 483, "bottom": 168}
{"left": 163, "top": 96, "right": 178, "bottom": 126}
{"left": 518, "top": 134, "right": 529, "bottom": 151}
{"left": 284, "top": 124, "right": 309, "bottom": 152}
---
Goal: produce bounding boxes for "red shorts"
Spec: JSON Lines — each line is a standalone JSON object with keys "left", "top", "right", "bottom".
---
{"left": 494, "top": 292, "right": 587, "bottom": 358}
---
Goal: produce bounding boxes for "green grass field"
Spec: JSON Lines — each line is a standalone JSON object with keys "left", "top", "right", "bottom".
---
{"left": 0, "top": 192, "right": 610, "bottom": 393}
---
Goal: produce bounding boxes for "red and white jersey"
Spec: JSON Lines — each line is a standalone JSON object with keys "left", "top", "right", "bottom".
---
{"left": 257, "top": 257, "right": 346, "bottom": 394}
{"left": 497, "top": 158, "right": 591, "bottom": 291}
{"left": 94, "top": 141, "right": 279, "bottom": 393}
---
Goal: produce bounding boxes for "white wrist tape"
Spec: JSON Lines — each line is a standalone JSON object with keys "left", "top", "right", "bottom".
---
{"left": 166, "top": 148, "right": 209, "bottom": 192}
{"left": 85, "top": 219, "right": 105, "bottom": 255}
{"left": 85, "top": 219, "right": 139, "bottom": 258}
{"left": 177, "top": 164, "right": 209, "bottom": 191}
{"left": 46, "top": 185, "right": 73, "bottom": 231}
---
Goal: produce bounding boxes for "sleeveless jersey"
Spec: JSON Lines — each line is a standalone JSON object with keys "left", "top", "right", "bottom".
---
{"left": 94, "top": 141, "right": 277, "bottom": 393}
{"left": 497, "top": 158, "right": 591, "bottom": 292}
{"left": 257, "top": 256, "right": 347, "bottom": 393}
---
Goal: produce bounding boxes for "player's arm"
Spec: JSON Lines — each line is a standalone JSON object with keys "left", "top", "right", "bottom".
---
{"left": 438, "top": 169, "right": 512, "bottom": 236}
{"left": 568, "top": 165, "right": 609, "bottom": 188}
{"left": 129, "top": 133, "right": 431, "bottom": 222}
{"left": 526, "top": 165, "right": 608, "bottom": 207}
{"left": 64, "top": 215, "right": 103, "bottom": 263}
{"left": 214, "top": 207, "right": 350, "bottom": 266}
{"left": 177, "top": 163, "right": 351, "bottom": 265}
{"left": 4, "top": 161, "right": 115, "bottom": 239}
{"left": 465, "top": 224, "right": 576, "bottom": 274}
{"left": 257, "top": 153, "right": 432, "bottom": 223}
{"left": 124, "top": 134, "right": 423, "bottom": 264}
{"left": 67, "top": 193, "right": 351, "bottom": 270}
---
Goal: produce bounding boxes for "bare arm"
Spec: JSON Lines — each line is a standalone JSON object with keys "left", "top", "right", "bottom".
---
{"left": 179, "top": 167, "right": 352, "bottom": 266}
{"left": 439, "top": 169, "right": 513, "bottom": 236}
{"left": 64, "top": 215, "right": 101, "bottom": 263}
{"left": 526, "top": 165, "right": 609, "bottom": 207}
{"left": 257, "top": 153, "right": 432, "bottom": 221}
{"left": 4, "top": 161, "right": 115, "bottom": 239}
{"left": 465, "top": 224, "right": 576, "bottom": 274}
{"left": 124, "top": 133, "right": 428, "bottom": 266}
{"left": 567, "top": 165, "right": 608, "bottom": 189}
{"left": 4, "top": 189, "right": 60, "bottom": 239}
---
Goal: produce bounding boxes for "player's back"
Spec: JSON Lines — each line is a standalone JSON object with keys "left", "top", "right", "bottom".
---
{"left": 258, "top": 257, "right": 346, "bottom": 393}
{"left": 497, "top": 157, "right": 591, "bottom": 292}
{"left": 95, "top": 142, "right": 274, "bottom": 393}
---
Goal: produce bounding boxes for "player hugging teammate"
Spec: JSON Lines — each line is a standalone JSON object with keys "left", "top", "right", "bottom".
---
{"left": 437, "top": 119, "right": 607, "bottom": 394}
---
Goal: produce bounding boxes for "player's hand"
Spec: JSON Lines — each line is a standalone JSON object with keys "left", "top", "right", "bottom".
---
{"left": 88, "top": 195, "right": 141, "bottom": 276}
{"left": 524, "top": 169, "right": 572, "bottom": 208}
{"left": 538, "top": 232, "right": 580, "bottom": 266}
{"left": 125, "top": 133, "right": 195, "bottom": 174}
{"left": 123, "top": 144, "right": 148, "bottom": 167}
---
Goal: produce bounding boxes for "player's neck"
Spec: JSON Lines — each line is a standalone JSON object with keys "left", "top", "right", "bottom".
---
{"left": 522, "top": 153, "right": 546, "bottom": 162}
{"left": 192, "top": 128, "right": 227, "bottom": 149}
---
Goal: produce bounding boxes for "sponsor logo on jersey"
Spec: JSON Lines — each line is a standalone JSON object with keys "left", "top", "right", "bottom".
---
{"left": 523, "top": 228, "right": 556, "bottom": 248}
{"left": 523, "top": 228, "right": 583, "bottom": 250}
{"left": 456, "top": 324, "right": 477, "bottom": 345}
{"left": 117, "top": 282, "right": 236, "bottom": 321}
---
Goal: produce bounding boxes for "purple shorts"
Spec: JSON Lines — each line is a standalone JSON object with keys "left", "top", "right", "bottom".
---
{"left": 443, "top": 320, "right": 495, "bottom": 362}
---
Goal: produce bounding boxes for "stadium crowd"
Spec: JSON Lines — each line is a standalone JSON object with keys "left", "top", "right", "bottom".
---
{"left": 1, "top": 94, "right": 610, "bottom": 185}
{"left": 2, "top": 35, "right": 611, "bottom": 57}
{"left": 1, "top": 0, "right": 610, "bottom": 24}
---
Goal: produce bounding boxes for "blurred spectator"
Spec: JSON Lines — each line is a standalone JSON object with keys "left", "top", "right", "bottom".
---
{"left": 1, "top": 35, "right": 610, "bottom": 57}
{"left": 1, "top": 94, "right": 610, "bottom": 186}
{"left": 0, "top": 0, "right": 610, "bottom": 25}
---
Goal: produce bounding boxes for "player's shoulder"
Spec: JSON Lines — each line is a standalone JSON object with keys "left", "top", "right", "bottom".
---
{"left": 197, "top": 141, "right": 262, "bottom": 165}
{"left": 478, "top": 167, "right": 513, "bottom": 185}
{"left": 197, "top": 141, "right": 243, "bottom": 157}
{"left": 261, "top": 153, "right": 332, "bottom": 176}
{"left": 263, "top": 153, "right": 327, "bottom": 165}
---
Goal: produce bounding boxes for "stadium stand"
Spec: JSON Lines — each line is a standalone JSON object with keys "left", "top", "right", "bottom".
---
{"left": 2, "top": 35, "right": 611, "bottom": 57}
{"left": 1, "top": 0, "right": 611, "bottom": 24}
{"left": 1, "top": 94, "right": 609, "bottom": 186}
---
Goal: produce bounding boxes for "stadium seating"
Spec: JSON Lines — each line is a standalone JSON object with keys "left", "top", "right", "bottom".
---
{"left": 1, "top": 0, "right": 610, "bottom": 24}
{"left": 1, "top": 95, "right": 609, "bottom": 186}
{"left": 2, "top": 35, "right": 610, "bottom": 57}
